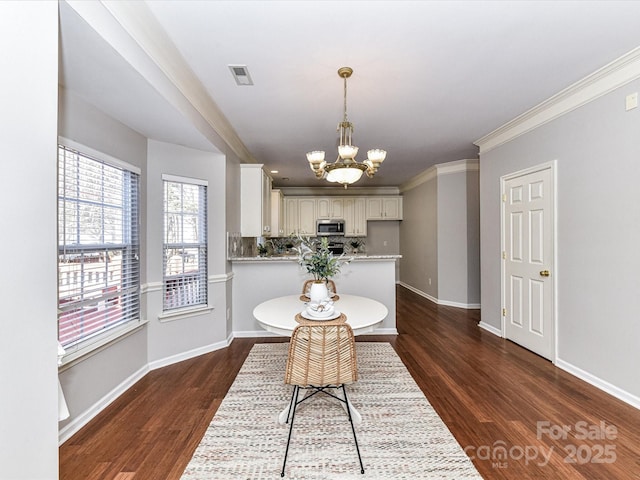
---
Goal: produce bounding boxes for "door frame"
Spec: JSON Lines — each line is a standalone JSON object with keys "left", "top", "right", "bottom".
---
{"left": 500, "top": 160, "right": 558, "bottom": 363}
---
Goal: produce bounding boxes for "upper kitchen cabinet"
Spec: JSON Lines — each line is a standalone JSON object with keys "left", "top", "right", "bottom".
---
{"left": 366, "top": 196, "right": 403, "bottom": 220}
{"left": 270, "top": 189, "right": 284, "bottom": 237}
{"left": 316, "top": 197, "right": 344, "bottom": 219}
{"left": 284, "top": 197, "right": 316, "bottom": 236}
{"left": 241, "top": 164, "right": 272, "bottom": 237}
{"left": 298, "top": 198, "right": 316, "bottom": 235}
{"left": 343, "top": 197, "right": 367, "bottom": 236}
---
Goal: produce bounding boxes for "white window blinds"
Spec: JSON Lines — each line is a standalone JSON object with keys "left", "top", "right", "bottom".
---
{"left": 58, "top": 144, "right": 140, "bottom": 348}
{"left": 163, "top": 177, "right": 208, "bottom": 310}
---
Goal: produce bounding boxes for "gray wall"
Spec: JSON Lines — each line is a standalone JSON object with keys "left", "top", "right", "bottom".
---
{"left": 400, "top": 175, "right": 438, "bottom": 297}
{"left": 57, "top": 97, "right": 242, "bottom": 438}
{"left": 145, "top": 140, "right": 230, "bottom": 364}
{"left": 366, "top": 221, "right": 401, "bottom": 255}
{"left": 400, "top": 164, "right": 480, "bottom": 307}
{"left": 480, "top": 78, "right": 640, "bottom": 399}
{"left": 0, "top": 3, "right": 59, "bottom": 478}
{"left": 57, "top": 89, "right": 150, "bottom": 433}
{"left": 438, "top": 172, "right": 470, "bottom": 304}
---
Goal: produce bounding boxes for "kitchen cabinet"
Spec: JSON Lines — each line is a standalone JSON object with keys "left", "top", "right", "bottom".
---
{"left": 284, "top": 198, "right": 298, "bottom": 236}
{"left": 270, "top": 189, "right": 284, "bottom": 237}
{"left": 366, "top": 196, "right": 403, "bottom": 220}
{"left": 284, "top": 197, "right": 316, "bottom": 236}
{"left": 343, "top": 197, "right": 367, "bottom": 236}
{"left": 285, "top": 194, "right": 401, "bottom": 235}
{"left": 298, "top": 198, "right": 316, "bottom": 235}
{"left": 316, "top": 197, "right": 344, "bottom": 219}
{"left": 240, "top": 164, "right": 272, "bottom": 237}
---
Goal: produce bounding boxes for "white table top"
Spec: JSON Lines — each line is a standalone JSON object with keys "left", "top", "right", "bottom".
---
{"left": 253, "top": 294, "right": 388, "bottom": 337}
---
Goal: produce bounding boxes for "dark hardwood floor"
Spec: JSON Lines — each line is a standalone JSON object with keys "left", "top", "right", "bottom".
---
{"left": 59, "top": 285, "right": 640, "bottom": 479}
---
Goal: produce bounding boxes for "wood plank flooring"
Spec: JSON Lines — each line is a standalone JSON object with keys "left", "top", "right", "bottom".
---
{"left": 59, "top": 285, "right": 640, "bottom": 479}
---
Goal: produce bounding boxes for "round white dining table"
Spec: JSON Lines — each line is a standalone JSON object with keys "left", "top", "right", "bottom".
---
{"left": 253, "top": 293, "right": 388, "bottom": 337}
{"left": 253, "top": 293, "right": 388, "bottom": 425}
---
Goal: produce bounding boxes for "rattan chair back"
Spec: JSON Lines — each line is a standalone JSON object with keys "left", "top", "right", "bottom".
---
{"left": 284, "top": 324, "right": 357, "bottom": 387}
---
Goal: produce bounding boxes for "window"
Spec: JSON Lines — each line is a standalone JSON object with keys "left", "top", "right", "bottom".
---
{"left": 163, "top": 175, "right": 208, "bottom": 311}
{"left": 58, "top": 144, "right": 140, "bottom": 349}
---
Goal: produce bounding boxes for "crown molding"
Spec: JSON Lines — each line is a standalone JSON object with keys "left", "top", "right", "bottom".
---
{"left": 475, "top": 46, "right": 640, "bottom": 154}
{"left": 399, "top": 159, "right": 479, "bottom": 193}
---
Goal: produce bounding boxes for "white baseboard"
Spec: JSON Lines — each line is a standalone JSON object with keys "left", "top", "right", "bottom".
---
{"left": 148, "top": 335, "right": 233, "bottom": 371}
{"left": 59, "top": 334, "right": 234, "bottom": 445}
{"left": 233, "top": 329, "right": 281, "bottom": 338}
{"left": 398, "top": 282, "right": 481, "bottom": 310}
{"left": 556, "top": 358, "right": 640, "bottom": 410}
{"left": 478, "top": 321, "right": 502, "bottom": 337}
{"left": 58, "top": 364, "right": 149, "bottom": 445}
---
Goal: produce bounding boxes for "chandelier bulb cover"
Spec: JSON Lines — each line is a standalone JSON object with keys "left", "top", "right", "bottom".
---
{"left": 306, "top": 67, "right": 386, "bottom": 187}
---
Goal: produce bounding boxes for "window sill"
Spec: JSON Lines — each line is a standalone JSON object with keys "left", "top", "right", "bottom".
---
{"left": 58, "top": 319, "right": 149, "bottom": 371}
{"left": 158, "top": 305, "right": 214, "bottom": 323}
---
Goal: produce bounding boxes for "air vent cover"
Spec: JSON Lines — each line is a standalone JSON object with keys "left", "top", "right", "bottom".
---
{"left": 228, "top": 64, "right": 253, "bottom": 86}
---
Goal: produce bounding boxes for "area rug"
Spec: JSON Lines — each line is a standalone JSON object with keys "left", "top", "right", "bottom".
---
{"left": 181, "top": 342, "right": 482, "bottom": 479}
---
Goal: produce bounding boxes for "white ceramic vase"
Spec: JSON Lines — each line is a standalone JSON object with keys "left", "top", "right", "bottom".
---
{"left": 308, "top": 281, "right": 329, "bottom": 303}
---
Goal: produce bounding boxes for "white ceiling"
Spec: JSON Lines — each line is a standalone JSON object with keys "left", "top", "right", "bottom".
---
{"left": 59, "top": 1, "right": 640, "bottom": 188}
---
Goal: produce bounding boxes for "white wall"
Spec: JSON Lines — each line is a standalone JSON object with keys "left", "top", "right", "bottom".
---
{"left": 231, "top": 259, "right": 398, "bottom": 335}
{"left": 0, "top": 3, "right": 59, "bottom": 478}
{"left": 479, "top": 78, "right": 640, "bottom": 401}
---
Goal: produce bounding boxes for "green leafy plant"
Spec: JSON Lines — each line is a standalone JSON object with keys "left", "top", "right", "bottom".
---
{"left": 294, "top": 235, "right": 350, "bottom": 282}
{"left": 257, "top": 243, "right": 269, "bottom": 256}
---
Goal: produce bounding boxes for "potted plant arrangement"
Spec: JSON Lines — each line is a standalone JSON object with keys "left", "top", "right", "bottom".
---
{"left": 349, "top": 239, "right": 363, "bottom": 254}
{"left": 294, "top": 235, "right": 351, "bottom": 302}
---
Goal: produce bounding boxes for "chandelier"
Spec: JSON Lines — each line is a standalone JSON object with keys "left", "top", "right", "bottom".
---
{"left": 307, "top": 67, "right": 386, "bottom": 187}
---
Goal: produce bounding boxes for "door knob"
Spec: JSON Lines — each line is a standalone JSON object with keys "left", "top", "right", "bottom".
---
{"left": 540, "top": 270, "right": 550, "bottom": 277}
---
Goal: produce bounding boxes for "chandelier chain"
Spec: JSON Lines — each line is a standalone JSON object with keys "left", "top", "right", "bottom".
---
{"left": 343, "top": 74, "right": 348, "bottom": 123}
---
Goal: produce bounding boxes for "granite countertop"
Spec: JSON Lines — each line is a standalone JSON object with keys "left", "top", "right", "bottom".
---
{"left": 229, "top": 254, "right": 401, "bottom": 262}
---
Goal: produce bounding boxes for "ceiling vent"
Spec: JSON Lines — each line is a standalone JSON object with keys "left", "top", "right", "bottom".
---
{"left": 228, "top": 65, "right": 254, "bottom": 86}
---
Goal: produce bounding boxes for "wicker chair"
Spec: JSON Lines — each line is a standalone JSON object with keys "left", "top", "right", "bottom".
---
{"left": 281, "top": 323, "right": 364, "bottom": 477}
{"left": 302, "top": 279, "right": 337, "bottom": 296}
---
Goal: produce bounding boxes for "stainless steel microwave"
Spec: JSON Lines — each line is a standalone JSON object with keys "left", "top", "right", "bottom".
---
{"left": 316, "top": 219, "right": 345, "bottom": 236}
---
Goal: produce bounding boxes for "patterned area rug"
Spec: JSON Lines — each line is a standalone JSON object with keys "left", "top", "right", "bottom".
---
{"left": 181, "top": 342, "right": 483, "bottom": 479}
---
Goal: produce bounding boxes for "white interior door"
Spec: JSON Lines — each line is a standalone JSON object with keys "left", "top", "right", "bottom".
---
{"left": 502, "top": 164, "right": 555, "bottom": 360}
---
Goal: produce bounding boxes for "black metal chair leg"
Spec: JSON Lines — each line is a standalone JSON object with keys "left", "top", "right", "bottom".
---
{"left": 342, "top": 385, "right": 365, "bottom": 474}
{"left": 281, "top": 386, "right": 299, "bottom": 477}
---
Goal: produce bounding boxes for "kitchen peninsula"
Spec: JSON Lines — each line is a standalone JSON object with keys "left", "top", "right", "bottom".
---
{"left": 230, "top": 254, "right": 400, "bottom": 337}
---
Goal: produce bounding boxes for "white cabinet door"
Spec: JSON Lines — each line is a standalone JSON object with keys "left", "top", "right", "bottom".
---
{"left": 316, "top": 197, "right": 344, "bottom": 219}
{"left": 316, "top": 198, "right": 331, "bottom": 219}
{"left": 270, "top": 189, "right": 284, "bottom": 236}
{"left": 366, "top": 196, "right": 403, "bottom": 220}
{"left": 241, "top": 164, "right": 272, "bottom": 236}
{"left": 344, "top": 197, "right": 366, "bottom": 236}
{"left": 330, "top": 198, "right": 344, "bottom": 218}
{"left": 262, "top": 172, "right": 272, "bottom": 234}
{"left": 284, "top": 198, "right": 298, "bottom": 235}
{"left": 366, "top": 197, "right": 384, "bottom": 219}
{"left": 353, "top": 197, "right": 367, "bottom": 235}
{"left": 298, "top": 198, "right": 316, "bottom": 235}
{"left": 382, "top": 197, "right": 402, "bottom": 220}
